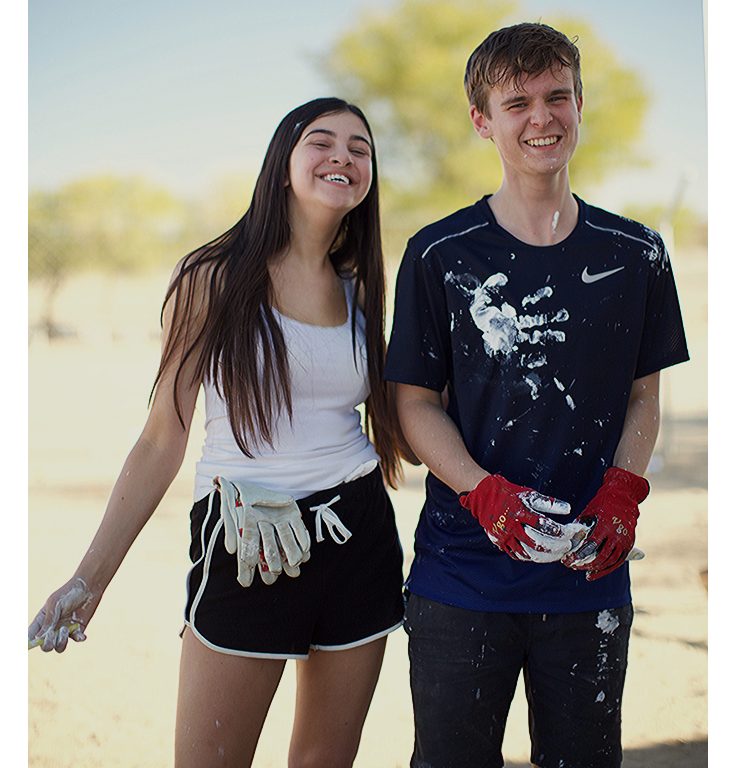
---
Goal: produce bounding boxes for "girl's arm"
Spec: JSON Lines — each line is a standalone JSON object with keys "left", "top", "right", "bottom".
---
{"left": 29, "top": 264, "right": 207, "bottom": 651}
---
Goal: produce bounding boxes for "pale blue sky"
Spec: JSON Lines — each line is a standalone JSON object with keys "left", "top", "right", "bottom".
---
{"left": 29, "top": 0, "right": 706, "bottom": 215}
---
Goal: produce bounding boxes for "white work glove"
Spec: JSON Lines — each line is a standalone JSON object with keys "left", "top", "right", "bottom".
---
{"left": 214, "top": 476, "right": 311, "bottom": 587}
{"left": 28, "top": 577, "right": 93, "bottom": 652}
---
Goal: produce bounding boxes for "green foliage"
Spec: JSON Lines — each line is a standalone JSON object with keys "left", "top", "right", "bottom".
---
{"left": 559, "top": 16, "right": 649, "bottom": 191}
{"left": 28, "top": 173, "right": 258, "bottom": 283}
{"left": 324, "top": 0, "right": 649, "bottom": 254}
{"left": 622, "top": 204, "right": 707, "bottom": 249}
{"left": 28, "top": 176, "right": 190, "bottom": 279}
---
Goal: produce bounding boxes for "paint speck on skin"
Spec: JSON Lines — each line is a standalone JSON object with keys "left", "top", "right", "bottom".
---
{"left": 552, "top": 210, "right": 560, "bottom": 232}
{"left": 215, "top": 720, "right": 221, "bottom": 729}
{"left": 596, "top": 610, "right": 620, "bottom": 634}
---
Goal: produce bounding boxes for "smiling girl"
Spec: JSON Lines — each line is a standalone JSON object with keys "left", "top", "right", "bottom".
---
{"left": 29, "top": 98, "right": 407, "bottom": 767}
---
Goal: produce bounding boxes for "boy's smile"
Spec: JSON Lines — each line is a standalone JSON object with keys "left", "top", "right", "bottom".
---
{"left": 470, "top": 66, "right": 583, "bottom": 182}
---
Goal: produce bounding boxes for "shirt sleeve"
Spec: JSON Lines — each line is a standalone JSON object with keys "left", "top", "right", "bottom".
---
{"left": 634, "top": 240, "right": 690, "bottom": 379}
{"left": 384, "top": 238, "right": 451, "bottom": 391}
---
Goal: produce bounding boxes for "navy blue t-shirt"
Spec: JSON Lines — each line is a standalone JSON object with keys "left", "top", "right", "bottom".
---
{"left": 385, "top": 195, "right": 689, "bottom": 613}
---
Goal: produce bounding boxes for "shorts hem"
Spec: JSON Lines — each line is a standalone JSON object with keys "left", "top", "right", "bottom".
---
{"left": 310, "top": 620, "right": 403, "bottom": 652}
{"left": 183, "top": 621, "right": 310, "bottom": 660}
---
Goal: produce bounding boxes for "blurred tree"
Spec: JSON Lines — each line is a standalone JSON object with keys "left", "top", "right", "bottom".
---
{"left": 28, "top": 176, "right": 190, "bottom": 337}
{"left": 196, "top": 173, "right": 256, "bottom": 238}
{"left": 323, "top": 0, "right": 649, "bottom": 254}
{"left": 28, "top": 173, "right": 259, "bottom": 338}
{"left": 622, "top": 204, "right": 707, "bottom": 250}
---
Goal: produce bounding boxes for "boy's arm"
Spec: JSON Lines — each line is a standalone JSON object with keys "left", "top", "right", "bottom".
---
{"left": 563, "top": 372, "right": 660, "bottom": 579}
{"left": 394, "top": 383, "right": 489, "bottom": 493}
{"left": 612, "top": 371, "right": 661, "bottom": 474}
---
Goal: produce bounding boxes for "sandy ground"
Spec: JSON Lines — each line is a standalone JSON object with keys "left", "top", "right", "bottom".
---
{"left": 27, "top": 250, "right": 707, "bottom": 767}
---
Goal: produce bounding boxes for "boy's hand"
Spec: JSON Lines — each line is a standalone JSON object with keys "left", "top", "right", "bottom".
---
{"left": 459, "top": 474, "right": 571, "bottom": 561}
{"left": 562, "top": 467, "right": 649, "bottom": 580}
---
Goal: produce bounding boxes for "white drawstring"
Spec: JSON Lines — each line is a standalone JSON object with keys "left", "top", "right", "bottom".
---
{"left": 310, "top": 495, "right": 352, "bottom": 545}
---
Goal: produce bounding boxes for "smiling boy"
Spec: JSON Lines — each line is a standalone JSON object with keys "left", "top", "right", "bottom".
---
{"left": 385, "top": 23, "right": 689, "bottom": 768}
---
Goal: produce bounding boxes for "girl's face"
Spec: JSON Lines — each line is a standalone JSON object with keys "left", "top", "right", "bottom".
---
{"left": 286, "top": 110, "right": 374, "bottom": 215}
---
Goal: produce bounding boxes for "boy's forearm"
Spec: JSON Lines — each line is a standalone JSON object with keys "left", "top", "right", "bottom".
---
{"left": 612, "top": 373, "right": 661, "bottom": 476}
{"left": 397, "top": 391, "right": 488, "bottom": 494}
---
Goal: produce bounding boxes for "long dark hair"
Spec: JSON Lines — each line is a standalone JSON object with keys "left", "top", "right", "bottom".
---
{"left": 152, "top": 97, "right": 402, "bottom": 487}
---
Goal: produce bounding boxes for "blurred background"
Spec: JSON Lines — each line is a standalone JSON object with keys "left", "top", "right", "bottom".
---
{"left": 27, "top": 0, "right": 708, "bottom": 766}
{"left": 29, "top": 0, "right": 707, "bottom": 330}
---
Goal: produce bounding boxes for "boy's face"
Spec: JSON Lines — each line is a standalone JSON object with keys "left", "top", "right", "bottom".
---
{"left": 470, "top": 66, "right": 583, "bottom": 182}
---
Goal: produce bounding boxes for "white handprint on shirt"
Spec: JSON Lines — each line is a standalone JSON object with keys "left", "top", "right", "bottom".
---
{"left": 447, "top": 271, "right": 572, "bottom": 405}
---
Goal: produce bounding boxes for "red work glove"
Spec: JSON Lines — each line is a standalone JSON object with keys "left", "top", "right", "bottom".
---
{"left": 562, "top": 467, "right": 649, "bottom": 581}
{"left": 459, "top": 474, "right": 571, "bottom": 561}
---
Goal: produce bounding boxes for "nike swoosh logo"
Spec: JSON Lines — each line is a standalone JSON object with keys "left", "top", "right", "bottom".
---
{"left": 581, "top": 266, "right": 625, "bottom": 284}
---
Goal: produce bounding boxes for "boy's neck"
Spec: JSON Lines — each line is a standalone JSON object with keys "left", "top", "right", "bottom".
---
{"left": 488, "top": 176, "right": 578, "bottom": 246}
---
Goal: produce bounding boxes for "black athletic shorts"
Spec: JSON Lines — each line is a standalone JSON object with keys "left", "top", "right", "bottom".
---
{"left": 183, "top": 467, "right": 404, "bottom": 659}
{"left": 405, "top": 593, "right": 633, "bottom": 768}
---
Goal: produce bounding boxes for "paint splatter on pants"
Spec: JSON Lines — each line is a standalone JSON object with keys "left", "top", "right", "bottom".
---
{"left": 405, "top": 593, "right": 633, "bottom": 768}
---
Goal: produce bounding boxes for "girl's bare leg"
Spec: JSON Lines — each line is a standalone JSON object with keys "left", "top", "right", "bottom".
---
{"left": 288, "top": 636, "right": 388, "bottom": 768}
{"left": 175, "top": 628, "right": 287, "bottom": 767}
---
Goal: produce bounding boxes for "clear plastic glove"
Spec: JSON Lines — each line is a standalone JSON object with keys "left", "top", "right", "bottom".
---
{"left": 214, "top": 476, "right": 310, "bottom": 587}
{"left": 28, "top": 577, "right": 94, "bottom": 653}
{"left": 459, "top": 474, "right": 571, "bottom": 561}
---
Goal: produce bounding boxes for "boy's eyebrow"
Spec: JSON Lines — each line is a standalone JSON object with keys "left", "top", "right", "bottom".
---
{"left": 500, "top": 87, "right": 573, "bottom": 106}
{"left": 303, "top": 128, "right": 372, "bottom": 146}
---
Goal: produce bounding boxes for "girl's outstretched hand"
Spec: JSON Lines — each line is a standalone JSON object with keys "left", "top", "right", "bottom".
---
{"left": 28, "top": 577, "right": 97, "bottom": 652}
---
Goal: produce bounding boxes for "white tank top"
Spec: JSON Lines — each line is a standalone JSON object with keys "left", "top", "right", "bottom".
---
{"left": 193, "top": 280, "right": 380, "bottom": 501}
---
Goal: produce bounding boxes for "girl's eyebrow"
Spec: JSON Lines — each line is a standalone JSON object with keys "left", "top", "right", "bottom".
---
{"left": 303, "top": 128, "right": 372, "bottom": 146}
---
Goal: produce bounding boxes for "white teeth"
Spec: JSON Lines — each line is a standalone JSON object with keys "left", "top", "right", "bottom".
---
{"left": 321, "top": 174, "right": 350, "bottom": 184}
{"left": 526, "top": 136, "right": 559, "bottom": 147}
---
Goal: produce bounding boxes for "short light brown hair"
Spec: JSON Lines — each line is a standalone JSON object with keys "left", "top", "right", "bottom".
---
{"left": 464, "top": 23, "right": 582, "bottom": 114}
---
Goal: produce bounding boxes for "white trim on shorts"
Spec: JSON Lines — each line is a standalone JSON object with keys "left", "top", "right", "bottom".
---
{"left": 185, "top": 489, "right": 403, "bottom": 660}
{"left": 310, "top": 621, "right": 403, "bottom": 652}
{"left": 185, "top": 491, "right": 312, "bottom": 660}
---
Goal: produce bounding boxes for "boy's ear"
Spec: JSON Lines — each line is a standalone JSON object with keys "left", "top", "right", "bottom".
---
{"left": 470, "top": 105, "right": 493, "bottom": 140}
